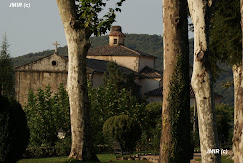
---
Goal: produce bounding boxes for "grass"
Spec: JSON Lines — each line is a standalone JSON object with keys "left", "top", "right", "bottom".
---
{"left": 18, "top": 154, "right": 148, "bottom": 163}
{"left": 195, "top": 156, "right": 233, "bottom": 163}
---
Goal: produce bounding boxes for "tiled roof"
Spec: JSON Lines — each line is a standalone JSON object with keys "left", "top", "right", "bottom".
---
{"left": 108, "top": 31, "right": 126, "bottom": 37}
{"left": 139, "top": 66, "right": 162, "bottom": 78}
{"left": 146, "top": 87, "right": 163, "bottom": 97}
{"left": 146, "top": 85, "right": 223, "bottom": 99}
{"left": 86, "top": 59, "right": 137, "bottom": 75}
{"left": 87, "top": 45, "right": 156, "bottom": 58}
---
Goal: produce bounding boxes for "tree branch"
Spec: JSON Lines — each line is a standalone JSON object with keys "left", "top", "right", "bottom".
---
{"left": 56, "top": 0, "right": 84, "bottom": 30}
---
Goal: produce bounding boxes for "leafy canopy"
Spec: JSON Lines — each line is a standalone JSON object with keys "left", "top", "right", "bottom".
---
{"left": 76, "top": 0, "right": 126, "bottom": 36}
{"left": 25, "top": 84, "right": 70, "bottom": 147}
{"left": 210, "top": 0, "right": 241, "bottom": 66}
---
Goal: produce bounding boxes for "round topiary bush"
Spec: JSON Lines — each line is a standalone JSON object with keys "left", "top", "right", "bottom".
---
{"left": 103, "top": 115, "right": 141, "bottom": 153}
{"left": 0, "top": 96, "right": 29, "bottom": 163}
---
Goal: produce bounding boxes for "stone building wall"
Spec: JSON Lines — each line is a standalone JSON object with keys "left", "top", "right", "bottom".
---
{"left": 15, "top": 54, "right": 69, "bottom": 107}
{"left": 15, "top": 70, "right": 68, "bottom": 107}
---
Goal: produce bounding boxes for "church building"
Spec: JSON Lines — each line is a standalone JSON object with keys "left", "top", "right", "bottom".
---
{"left": 15, "top": 26, "right": 223, "bottom": 107}
{"left": 15, "top": 26, "right": 163, "bottom": 106}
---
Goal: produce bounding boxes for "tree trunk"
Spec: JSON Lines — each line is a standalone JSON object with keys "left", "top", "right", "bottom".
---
{"left": 232, "top": 65, "right": 243, "bottom": 162}
{"left": 159, "top": 0, "right": 190, "bottom": 162}
{"left": 232, "top": 1, "right": 243, "bottom": 160}
{"left": 56, "top": 0, "right": 98, "bottom": 161}
{"left": 187, "top": 0, "right": 221, "bottom": 162}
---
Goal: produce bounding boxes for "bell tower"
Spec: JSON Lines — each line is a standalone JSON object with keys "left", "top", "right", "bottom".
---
{"left": 109, "top": 26, "right": 126, "bottom": 46}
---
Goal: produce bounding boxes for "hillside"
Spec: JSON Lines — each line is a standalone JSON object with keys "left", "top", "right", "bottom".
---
{"left": 12, "top": 34, "right": 234, "bottom": 106}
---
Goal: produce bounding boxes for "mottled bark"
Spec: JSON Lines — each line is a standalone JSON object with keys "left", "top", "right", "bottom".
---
{"left": 232, "top": 2, "right": 243, "bottom": 160}
{"left": 56, "top": 0, "right": 98, "bottom": 161}
{"left": 232, "top": 65, "right": 243, "bottom": 162}
{"left": 188, "top": 0, "right": 220, "bottom": 162}
{"left": 160, "top": 0, "right": 190, "bottom": 162}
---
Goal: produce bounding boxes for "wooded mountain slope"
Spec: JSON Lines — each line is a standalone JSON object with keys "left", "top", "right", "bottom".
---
{"left": 12, "top": 34, "right": 233, "bottom": 106}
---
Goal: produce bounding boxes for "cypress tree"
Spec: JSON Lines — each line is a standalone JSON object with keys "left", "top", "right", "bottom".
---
{"left": 0, "top": 33, "right": 14, "bottom": 98}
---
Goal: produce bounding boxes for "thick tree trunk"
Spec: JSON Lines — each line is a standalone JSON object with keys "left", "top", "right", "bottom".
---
{"left": 56, "top": 0, "right": 98, "bottom": 161}
{"left": 232, "top": 1, "right": 243, "bottom": 160}
{"left": 188, "top": 0, "right": 221, "bottom": 163}
{"left": 232, "top": 65, "right": 243, "bottom": 162}
{"left": 159, "top": 0, "right": 190, "bottom": 162}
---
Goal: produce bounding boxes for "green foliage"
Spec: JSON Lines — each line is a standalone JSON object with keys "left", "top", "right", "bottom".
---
{"left": 215, "top": 103, "right": 234, "bottom": 147}
{"left": 213, "top": 64, "right": 234, "bottom": 107}
{"left": 0, "top": 96, "right": 29, "bottom": 163}
{"left": 210, "top": 0, "right": 241, "bottom": 67}
{"left": 25, "top": 147, "right": 56, "bottom": 158}
{"left": 192, "top": 104, "right": 234, "bottom": 148}
{"left": 88, "top": 82, "right": 145, "bottom": 145}
{"left": 136, "top": 102, "right": 162, "bottom": 151}
{"left": 88, "top": 62, "right": 146, "bottom": 147}
{"left": 165, "top": 47, "right": 190, "bottom": 161}
{"left": 55, "top": 136, "right": 72, "bottom": 156}
{"left": 103, "top": 115, "right": 141, "bottom": 153}
{"left": 209, "top": 0, "right": 241, "bottom": 107}
{"left": 103, "top": 62, "right": 140, "bottom": 97}
{"left": 76, "top": 0, "right": 126, "bottom": 36}
{"left": 24, "top": 84, "right": 70, "bottom": 148}
{"left": 103, "top": 62, "right": 125, "bottom": 91}
{"left": 0, "top": 33, "right": 14, "bottom": 98}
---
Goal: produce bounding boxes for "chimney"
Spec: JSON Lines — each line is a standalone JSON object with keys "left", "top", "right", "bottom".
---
{"left": 108, "top": 26, "right": 126, "bottom": 46}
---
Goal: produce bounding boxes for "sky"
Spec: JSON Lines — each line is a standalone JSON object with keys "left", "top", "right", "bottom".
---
{"left": 0, "top": 1, "right": 192, "bottom": 58}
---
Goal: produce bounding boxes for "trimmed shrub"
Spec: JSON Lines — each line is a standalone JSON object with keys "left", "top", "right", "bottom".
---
{"left": 103, "top": 115, "right": 141, "bottom": 153}
{"left": 0, "top": 96, "right": 29, "bottom": 163}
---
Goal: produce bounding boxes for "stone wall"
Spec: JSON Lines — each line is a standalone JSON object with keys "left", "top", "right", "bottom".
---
{"left": 15, "top": 70, "right": 68, "bottom": 107}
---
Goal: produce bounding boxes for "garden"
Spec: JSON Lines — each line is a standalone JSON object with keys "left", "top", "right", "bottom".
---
{"left": 0, "top": 62, "right": 234, "bottom": 163}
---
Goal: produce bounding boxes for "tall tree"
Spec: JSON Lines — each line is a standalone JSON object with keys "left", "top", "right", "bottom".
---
{"left": 209, "top": 0, "right": 242, "bottom": 161}
{"left": 56, "top": 0, "right": 125, "bottom": 161}
{"left": 232, "top": 0, "right": 243, "bottom": 161}
{"left": 187, "top": 0, "right": 221, "bottom": 162}
{"left": 0, "top": 33, "right": 14, "bottom": 98}
{"left": 159, "top": 0, "right": 190, "bottom": 162}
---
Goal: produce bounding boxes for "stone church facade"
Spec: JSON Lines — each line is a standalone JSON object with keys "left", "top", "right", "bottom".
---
{"left": 15, "top": 54, "right": 68, "bottom": 105}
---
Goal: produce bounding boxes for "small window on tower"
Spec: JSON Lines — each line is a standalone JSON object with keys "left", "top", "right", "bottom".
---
{"left": 114, "top": 39, "right": 117, "bottom": 44}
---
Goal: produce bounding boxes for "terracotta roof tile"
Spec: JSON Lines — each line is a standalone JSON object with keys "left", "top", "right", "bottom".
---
{"left": 108, "top": 31, "right": 126, "bottom": 37}
{"left": 87, "top": 45, "right": 156, "bottom": 58}
{"left": 146, "top": 87, "right": 163, "bottom": 97}
{"left": 86, "top": 59, "right": 137, "bottom": 75}
{"left": 139, "top": 66, "right": 162, "bottom": 78}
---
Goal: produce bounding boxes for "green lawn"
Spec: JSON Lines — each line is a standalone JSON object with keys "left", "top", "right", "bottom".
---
{"left": 195, "top": 156, "right": 233, "bottom": 163}
{"left": 18, "top": 154, "right": 148, "bottom": 163}
{"left": 18, "top": 153, "right": 234, "bottom": 163}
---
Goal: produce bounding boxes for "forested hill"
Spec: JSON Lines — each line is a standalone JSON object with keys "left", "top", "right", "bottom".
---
{"left": 12, "top": 34, "right": 233, "bottom": 106}
{"left": 12, "top": 34, "right": 166, "bottom": 70}
{"left": 12, "top": 34, "right": 193, "bottom": 70}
